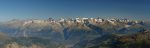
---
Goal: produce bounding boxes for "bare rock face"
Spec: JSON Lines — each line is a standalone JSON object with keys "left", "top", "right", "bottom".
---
{"left": 4, "top": 42, "right": 43, "bottom": 48}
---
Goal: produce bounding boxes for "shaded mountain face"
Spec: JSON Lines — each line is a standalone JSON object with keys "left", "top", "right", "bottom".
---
{"left": 0, "top": 19, "right": 148, "bottom": 48}
{"left": 95, "top": 29, "right": 150, "bottom": 48}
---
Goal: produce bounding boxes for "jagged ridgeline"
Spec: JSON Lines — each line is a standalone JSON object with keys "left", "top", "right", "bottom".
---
{"left": 0, "top": 18, "right": 148, "bottom": 48}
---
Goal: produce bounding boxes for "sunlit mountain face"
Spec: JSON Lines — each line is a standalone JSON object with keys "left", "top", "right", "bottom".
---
{"left": 0, "top": 18, "right": 149, "bottom": 48}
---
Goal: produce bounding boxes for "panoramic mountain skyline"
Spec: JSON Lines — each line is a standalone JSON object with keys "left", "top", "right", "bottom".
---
{"left": 0, "top": 0, "right": 149, "bottom": 21}
{"left": 0, "top": 0, "right": 150, "bottom": 48}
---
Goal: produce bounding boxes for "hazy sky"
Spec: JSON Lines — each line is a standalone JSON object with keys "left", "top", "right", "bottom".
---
{"left": 0, "top": 0, "right": 149, "bottom": 21}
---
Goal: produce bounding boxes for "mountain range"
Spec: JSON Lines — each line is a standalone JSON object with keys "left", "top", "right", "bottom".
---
{"left": 0, "top": 18, "right": 149, "bottom": 48}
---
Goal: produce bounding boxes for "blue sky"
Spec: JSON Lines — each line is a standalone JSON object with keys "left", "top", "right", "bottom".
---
{"left": 0, "top": 0, "right": 149, "bottom": 21}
